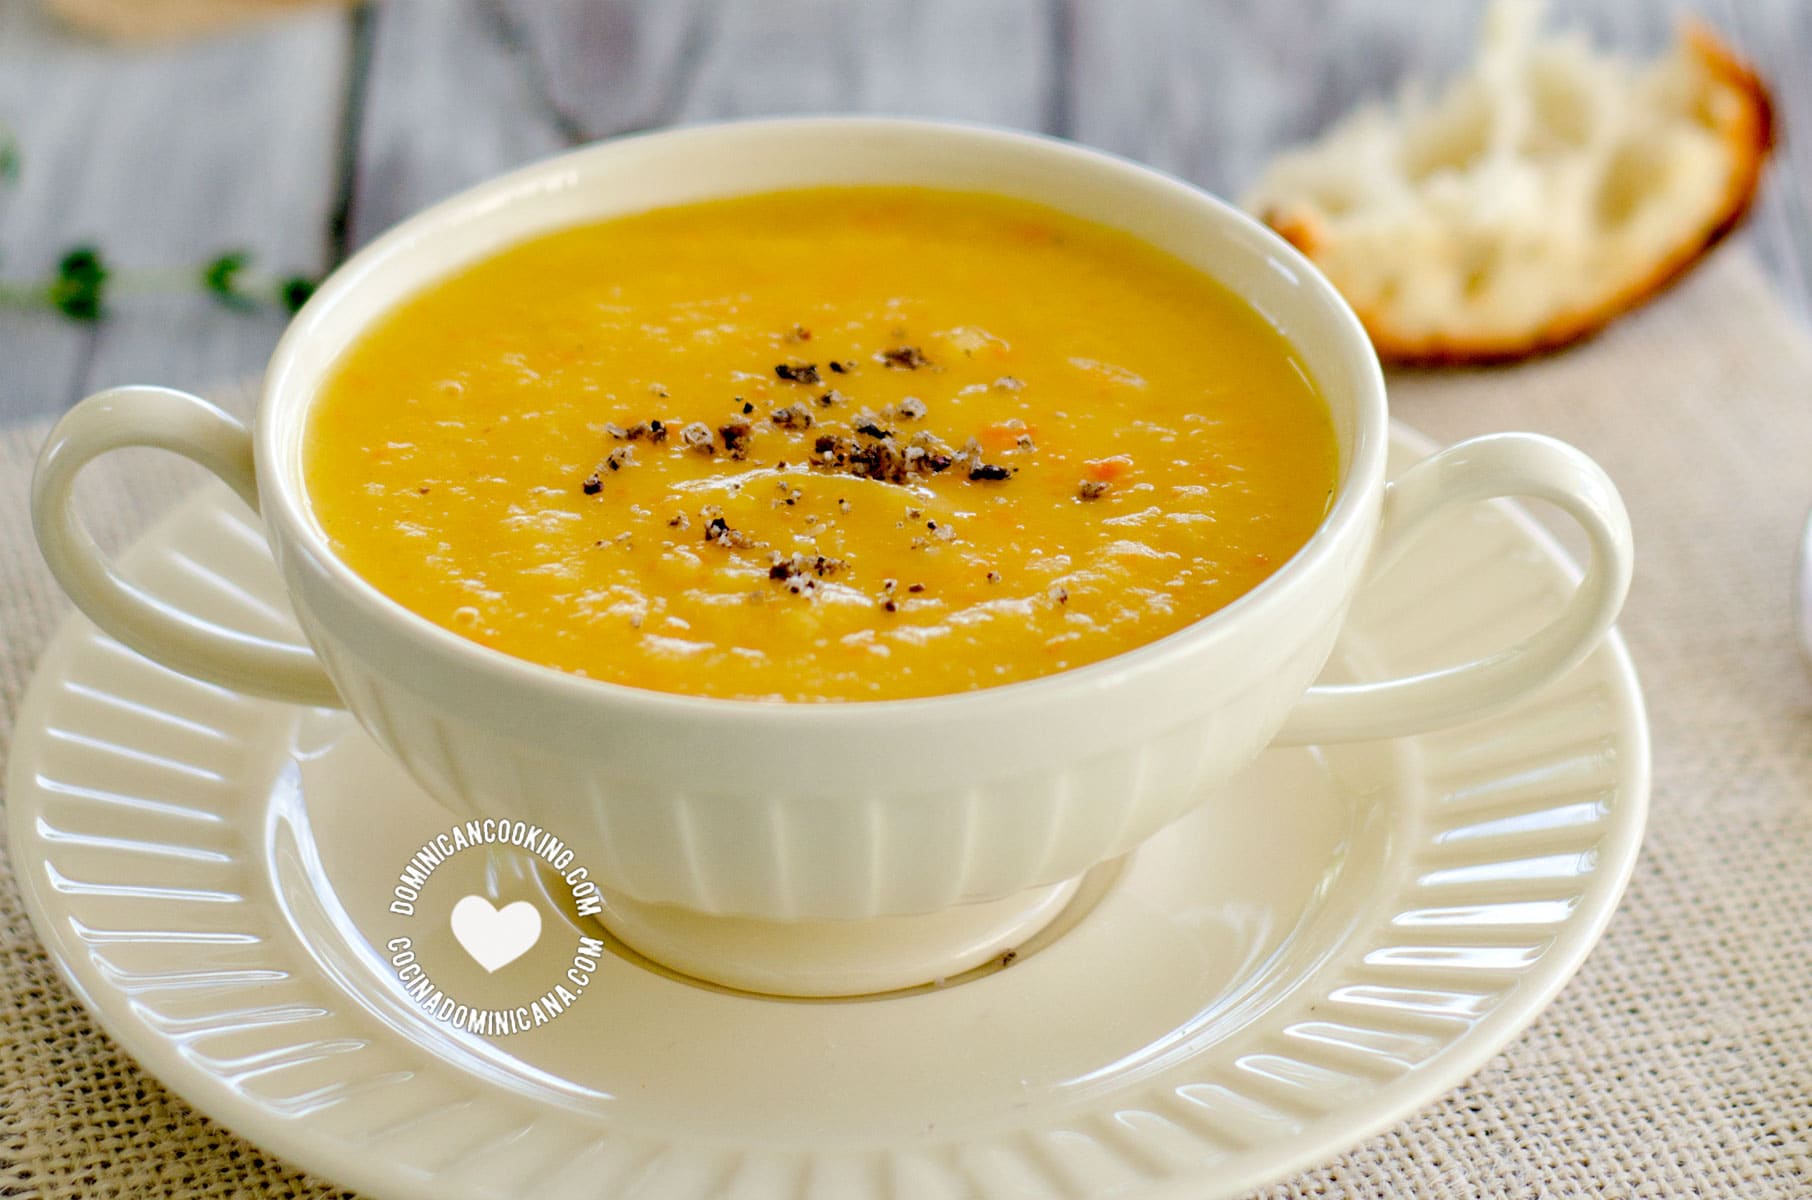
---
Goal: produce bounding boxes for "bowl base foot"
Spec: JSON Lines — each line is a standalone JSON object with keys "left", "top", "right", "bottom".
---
{"left": 591, "top": 877, "right": 1086, "bottom": 998}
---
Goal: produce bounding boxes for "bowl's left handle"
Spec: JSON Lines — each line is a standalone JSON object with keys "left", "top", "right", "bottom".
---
{"left": 32, "top": 386, "right": 343, "bottom": 707}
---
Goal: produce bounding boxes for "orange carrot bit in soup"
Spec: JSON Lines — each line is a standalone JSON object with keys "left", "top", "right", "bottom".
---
{"left": 978, "top": 421, "right": 1038, "bottom": 454}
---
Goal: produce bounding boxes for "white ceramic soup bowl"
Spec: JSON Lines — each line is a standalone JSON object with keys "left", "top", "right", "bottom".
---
{"left": 33, "top": 118, "right": 1632, "bottom": 995}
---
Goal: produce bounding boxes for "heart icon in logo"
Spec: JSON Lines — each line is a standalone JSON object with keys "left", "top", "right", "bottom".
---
{"left": 450, "top": 895, "right": 542, "bottom": 973}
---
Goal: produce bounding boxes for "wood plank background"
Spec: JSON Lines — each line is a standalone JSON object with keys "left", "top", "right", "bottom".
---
{"left": 1, "top": 0, "right": 1809, "bottom": 421}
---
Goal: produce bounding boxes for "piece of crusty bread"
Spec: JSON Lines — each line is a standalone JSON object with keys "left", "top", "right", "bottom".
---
{"left": 47, "top": 0, "right": 354, "bottom": 41}
{"left": 1243, "top": 0, "right": 1775, "bottom": 365}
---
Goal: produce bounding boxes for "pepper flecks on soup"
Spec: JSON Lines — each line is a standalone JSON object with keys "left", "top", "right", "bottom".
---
{"left": 304, "top": 187, "right": 1339, "bottom": 701}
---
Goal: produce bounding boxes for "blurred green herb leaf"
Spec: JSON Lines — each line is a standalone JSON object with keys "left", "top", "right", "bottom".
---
{"left": 279, "top": 275, "right": 316, "bottom": 314}
{"left": 50, "top": 246, "right": 107, "bottom": 321}
{"left": 202, "top": 250, "right": 256, "bottom": 310}
{"left": 0, "top": 116, "right": 17, "bottom": 187}
{"left": 0, "top": 128, "right": 319, "bottom": 323}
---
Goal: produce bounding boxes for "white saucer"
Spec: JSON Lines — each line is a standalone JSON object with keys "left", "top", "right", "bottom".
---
{"left": 6, "top": 425, "right": 1648, "bottom": 1200}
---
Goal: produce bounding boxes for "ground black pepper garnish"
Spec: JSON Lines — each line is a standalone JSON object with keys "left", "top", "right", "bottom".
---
{"left": 768, "top": 552, "right": 847, "bottom": 586}
{"left": 704, "top": 516, "right": 757, "bottom": 549}
{"left": 817, "top": 389, "right": 845, "bottom": 408}
{"left": 1078, "top": 479, "right": 1111, "bottom": 500}
{"left": 718, "top": 420, "right": 752, "bottom": 460}
{"left": 857, "top": 440, "right": 910, "bottom": 482}
{"left": 741, "top": 400, "right": 754, "bottom": 415}
{"left": 681, "top": 422, "right": 715, "bottom": 455}
{"left": 908, "top": 583, "right": 924, "bottom": 593}
{"left": 581, "top": 474, "right": 602, "bottom": 495}
{"left": 828, "top": 360, "right": 854, "bottom": 374}
{"left": 880, "top": 345, "right": 929, "bottom": 370}
{"left": 968, "top": 462, "right": 1012, "bottom": 481}
{"left": 809, "top": 428, "right": 959, "bottom": 486}
{"left": 775, "top": 362, "right": 821, "bottom": 385}
{"left": 907, "top": 448, "right": 953, "bottom": 473}
{"left": 607, "top": 420, "right": 668, "bottom": 443}
{"left": 771, "top": 404, "right": 812, "bottom": 430}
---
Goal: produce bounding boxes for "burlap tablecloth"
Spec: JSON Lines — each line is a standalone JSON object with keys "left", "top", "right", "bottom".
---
{"left": 2, "top": 247, "right": 1810, "bottom": 1198}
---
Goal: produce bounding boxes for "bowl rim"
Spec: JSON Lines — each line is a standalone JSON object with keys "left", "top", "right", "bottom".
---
{"left": 257, "top": 114, "right": 1389, "bottom": 723}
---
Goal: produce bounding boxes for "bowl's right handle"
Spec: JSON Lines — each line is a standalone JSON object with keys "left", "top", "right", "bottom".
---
{"left": 32, "top": 386, "right": 343, "bottom": 707}
{"left": 1274, "top": 432, "right": 1632, "bottom": 746}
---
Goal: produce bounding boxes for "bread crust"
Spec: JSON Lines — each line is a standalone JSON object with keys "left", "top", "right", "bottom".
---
{"left": 1262, "top": 20, "right": 1775, "bottom": 368}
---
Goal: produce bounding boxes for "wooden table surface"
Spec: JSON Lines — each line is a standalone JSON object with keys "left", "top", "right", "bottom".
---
{"left": 1, "top": 0, "right": 1809, "bottom": 422}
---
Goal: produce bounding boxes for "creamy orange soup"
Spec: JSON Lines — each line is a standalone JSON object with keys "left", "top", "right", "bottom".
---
{"left": 306, "top": 188, "right": 1338, "bottom": 701}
